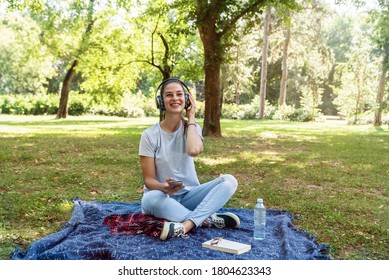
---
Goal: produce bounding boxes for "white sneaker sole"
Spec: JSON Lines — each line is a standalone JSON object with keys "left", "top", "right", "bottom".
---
{"left": 211, "top": 212, "right": 240, "bottom": 228}
{"left": 160, "top": 222, "right": 171, "bottom": 240}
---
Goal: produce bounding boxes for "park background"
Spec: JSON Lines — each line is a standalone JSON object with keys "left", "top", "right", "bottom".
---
{"left": 0, "top": 0, "right": 388, "bottom": 260}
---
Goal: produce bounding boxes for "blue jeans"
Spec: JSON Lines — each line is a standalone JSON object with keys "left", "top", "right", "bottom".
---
{"left": 141, "top": 174, "right": 238, "bottom": 227}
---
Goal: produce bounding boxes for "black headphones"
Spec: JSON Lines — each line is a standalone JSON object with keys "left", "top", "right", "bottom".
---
{"left": 155, "top": 78, "right": 191, "bottom": 111}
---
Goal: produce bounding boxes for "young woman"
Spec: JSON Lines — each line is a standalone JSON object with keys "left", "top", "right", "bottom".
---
{"left": 139, "top": 78, "right": 239, "bottom": 240}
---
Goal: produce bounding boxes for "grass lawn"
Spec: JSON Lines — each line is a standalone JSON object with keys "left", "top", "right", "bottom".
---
{"left": 0, "top": 114, "right": 388, "bottom": 260}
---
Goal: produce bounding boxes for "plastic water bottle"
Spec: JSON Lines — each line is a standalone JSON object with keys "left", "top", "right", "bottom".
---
{"left": 254, "top": 198, "right": 266, "bottom": 240}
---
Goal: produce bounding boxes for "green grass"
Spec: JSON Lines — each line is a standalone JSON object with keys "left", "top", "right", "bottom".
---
{"left": 0, "top": 115, "right": 388, "bottom": 260}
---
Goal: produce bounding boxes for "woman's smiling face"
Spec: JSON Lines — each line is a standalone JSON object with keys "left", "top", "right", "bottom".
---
{"left": 163, "top": 82, "right": 185, "bottom": 112}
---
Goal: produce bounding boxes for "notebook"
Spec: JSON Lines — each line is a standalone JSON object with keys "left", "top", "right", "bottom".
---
{"left": 202, "top": 238, "right": 251, "bottom": 255}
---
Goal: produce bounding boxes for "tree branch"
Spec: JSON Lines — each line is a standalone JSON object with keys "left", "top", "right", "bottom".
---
{"left": 218, "top": 0, "right": 266, "bottom": 38}
{"left": 133, "top": 59, "right": 164, "bottom": 74}
{"left": 150, "top": 20, "right": 159, "bottom": 67}
{"left": 158, "top": 32, "right": 171, "bottom": 73}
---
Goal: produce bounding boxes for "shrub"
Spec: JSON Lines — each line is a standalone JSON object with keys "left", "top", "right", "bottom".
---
{"left": 222, "top": 103, "right": 257, "bottom": 120}
{"left": 0, "top": 95, "right": 13, "bottom": 114}
{"left": 116, "top": 92, "right": 145, "bottom": 118}
{"left": 271, "top": 105, "right": 295, "bottom": 120}
{"left": 12, "top": 97, "right": 33, "bottom": 114}
{"left": 30, "top": 94, "right": 59, "bottom": 115}
{"left": 289, "top": 108, "right": 315, "bottom": 122}
{"left": 140, "top": 98, "right": 159, "bottom": 117}
{"left": 0, "top": 93, "right": 59, "bottom": 115}
{"left": 0, "top": 92, "right": 339, "bottom": 123}
{"left": 118, "top": 105, "right": 145, "bottom": 118}
{"left": 89, "top": 104, "right": 114, "bottom": 116}
{"left": 68, "top": 100, "right": 86, "bottom": 116}
{"left": 68, "top": 92, "right": 92, "bottom": 116}
{"left": 195, "top": 100, "right": 205, "bottom": 119}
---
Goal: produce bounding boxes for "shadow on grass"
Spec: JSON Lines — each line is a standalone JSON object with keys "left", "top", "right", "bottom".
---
{"left": 373, "top": 125, "right": 388, "bottom": 132}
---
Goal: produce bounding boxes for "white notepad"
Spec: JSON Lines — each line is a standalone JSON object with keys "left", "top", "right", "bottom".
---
{"left": 202, "top": 238, "right": 251, "bottom": 255}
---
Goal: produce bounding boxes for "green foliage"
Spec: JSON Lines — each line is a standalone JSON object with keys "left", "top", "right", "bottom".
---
{"left": 222, "top": 103, "right": 258, "bottom": 120}
{"left": 117, "top": 92, "right": 150, "bottom": 118}
{"left": 0, "top": 89, "right": 165, "bottom": 118}
{"left": 0, "top": 94, "right": 58, "bottom": 115}
{"left": 220, "top": 21, "right": 257, "bottom": 105}
{"left": 122, "top": 0, "right": 204, "bottom": 80}
{"left": 79, "top": 13, "right": 141, "bottom": 97}
{"left": 332, "top": 32, "right": 379, "bottom": 124}
{"left": 0, "top": 0, "right": 387, "bottom": 130}
{"left": 194, "top": 100, "right": 205, "bottom": 119}
{"left": 263, "top": 103, "right": 321, "bottom": 122}
{"left": 220, "top": 96, "right": 322, "bottom": 121}
{"left": 271, "top": 104, "right": 294, "bottom": 120}
{"left": 30, "top": 93, "right": 59, "bottom": 115}
{"left": 288, "top": 107, "right": 316, "bottom": 122}
{"left": 0, "top": 92, "right": 336, "bottom": 122}
{"left": 370, "top": 0, "right": 389, "bottom": 51}
{"left": 0, "top": 13, "right": 56, "bottom": 95}
{"left": 68, "top": 93, "right": 90, "bottom": 116}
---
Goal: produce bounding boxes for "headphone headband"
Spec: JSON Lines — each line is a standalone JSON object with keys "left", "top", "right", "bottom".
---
{"left": 156, "top": 78, "right": 190, "bottom": 95}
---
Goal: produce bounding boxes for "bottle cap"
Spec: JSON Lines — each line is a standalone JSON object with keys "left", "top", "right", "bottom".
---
{"left": 257, "top": 198, "right": 263, "bottom": 203}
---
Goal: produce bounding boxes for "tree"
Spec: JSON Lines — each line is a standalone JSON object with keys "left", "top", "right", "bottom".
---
{"left": 78, "top": 9, "right": 140, "bottom": 100}
{"left": 56, "top": 0, "right": 96, "bottom": 118}
{"left": 131, "top": 0, "right": 203, "bottom": 81}
{"left": 0, "top": 12, "right": 55, "bottom": 95}
{"left": 282, "top": 1, "right": 332, "bottom": 117}
{"left": 4, "top": 0, "right": 103, "bottom": 118}
{"left": 374, "top": 43, "right": 389, "bottom": 125}
{"left": 372, "top": 0, "right": 389, "bottom": 126}
{"left": 258, "top": 9, "right": 271, "bottom": 119}
{"left": 220, "top": 21, "right": 256, "bottom": 105}
{"left": 195, "top": 0, "right": 264, "bottom": 135}
{"left": 333, "top": 31, "right": 378, "bottom": 123}
{"left": 320, "top": 13, "right": 354, "bottom": 116}
{"left": 193, "top": 0, "right": 299, "bottom": 136}
{"left": 278, "top": 25, "right": 291, "bottom": 106}
{"left": 9, "top": 0, "right": 128, "bottom": 118}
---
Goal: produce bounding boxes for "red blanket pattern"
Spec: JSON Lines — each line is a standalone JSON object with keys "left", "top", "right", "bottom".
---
{"left": 102, "top": 213, "right": 167, "bottom": 237}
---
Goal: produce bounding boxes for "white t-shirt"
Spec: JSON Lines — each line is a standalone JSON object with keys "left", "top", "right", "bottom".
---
{"left": 138, "top": 121, "right": 203, "bottom": 195}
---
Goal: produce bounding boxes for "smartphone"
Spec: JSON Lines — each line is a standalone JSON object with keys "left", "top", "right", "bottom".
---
{"left": 168, "top": 180, "right": 183, "bottom": 187}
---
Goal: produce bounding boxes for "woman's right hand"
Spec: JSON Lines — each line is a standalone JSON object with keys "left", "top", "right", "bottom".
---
{"left": 163, "top": 178, "right": 184, "bottom": 195}
{"left": 185, "top": 93, "right": 196, "bottom": 121}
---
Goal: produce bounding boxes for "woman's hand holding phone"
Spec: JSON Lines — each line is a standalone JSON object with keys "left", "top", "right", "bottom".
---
{"left": 163, "top": 179, "right": 184, "bottom": 195}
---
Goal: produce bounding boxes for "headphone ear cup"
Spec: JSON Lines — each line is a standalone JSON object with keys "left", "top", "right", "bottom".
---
{"left": 184, "top": 94, "right": 191, "bottom": 110}
{"left": 156, "top": 95, "right": 165, "bottom": 110}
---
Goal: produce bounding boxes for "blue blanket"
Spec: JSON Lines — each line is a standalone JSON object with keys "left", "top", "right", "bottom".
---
{"left": 11, "top": 199, "right": 330, "bottom": 260}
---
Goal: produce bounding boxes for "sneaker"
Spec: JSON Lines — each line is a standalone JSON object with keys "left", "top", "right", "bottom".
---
{"left": 160, "top": 222, "right": 188, "bottom": 240}
{"left": 209, "top": 212, "right": 240, "bottom": 228}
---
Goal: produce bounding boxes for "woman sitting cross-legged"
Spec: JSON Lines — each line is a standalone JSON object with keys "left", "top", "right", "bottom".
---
{"left": 139, "top": 78, "right": 240, "bottom": 240}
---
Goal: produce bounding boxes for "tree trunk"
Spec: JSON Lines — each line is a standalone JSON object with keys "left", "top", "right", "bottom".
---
{"left": 258, "top": 9, "right": 271, "bottom": 119}
{"left": 279, "top": 26, "right": 291, "bottom": 106}
{"left": 354, "top": 72, "right": 362, "bottom": 124}
{"left": 56, "top": 59, "right": 78, "bottom": 119}
{"left": 196, "top": 0, "right": 267, "bottom": 135}
{"left": 197, "top": 1, "right": 222, "bottom": 137}
{"left": 203, "top": 52, "right": 222, "bottom": 137}
{"left": 374, "top": 44, "right": 389, "bottom": 126}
